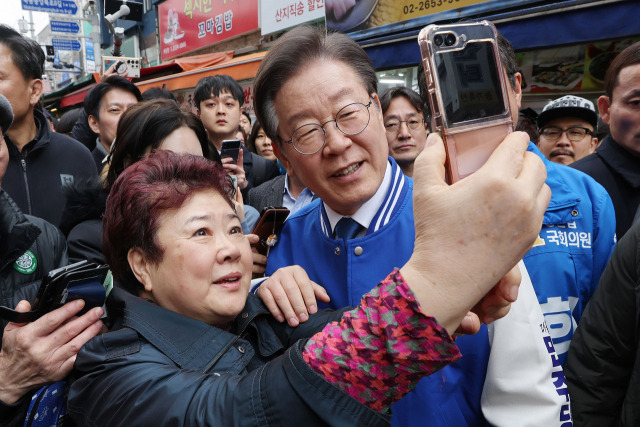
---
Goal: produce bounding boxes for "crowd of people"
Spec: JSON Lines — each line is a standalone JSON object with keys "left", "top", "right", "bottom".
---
{"left": 0, "top": 18, "right": 639, "bottom": 426}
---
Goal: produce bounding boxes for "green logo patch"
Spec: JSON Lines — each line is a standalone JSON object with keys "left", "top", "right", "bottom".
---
{"left": 13, "top": 250, "right": 37, "bottom": 274}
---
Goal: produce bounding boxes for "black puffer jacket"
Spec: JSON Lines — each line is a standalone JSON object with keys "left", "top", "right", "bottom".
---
{"left": 0, "top": 190, "right": 68, "bottom": 338}
{"left": 566, "top": 219, "right": 640, "bottom": 425}
{"left": 68, "top": 287, "right": 390, "bottom": 426}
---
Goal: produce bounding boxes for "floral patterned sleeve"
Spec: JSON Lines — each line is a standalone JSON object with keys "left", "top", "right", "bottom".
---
{"left": 302, "top": 269, "right": 461, "bottom": 413}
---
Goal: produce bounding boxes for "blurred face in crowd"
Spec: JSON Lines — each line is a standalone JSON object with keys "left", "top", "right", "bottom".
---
{"left": 143, "top": 126, "right": 204, "bottom": 157}
{"left": 0, "top": 43, "right": 41, "bottom": 129}
{"left": 131, "top": 189, "right": 253, "bottom": 325}
{"left": 273, "top": 59, "right": 388, "bottom": 216}
{"left": 253, "top": 127, "right": 276, "bottom": 162}
{"left": 197, "top": 90, "right": 242, "bottom": 149}
{"left": 383, "top": 96, "right": 428, "bottom": 176}
{"left": 598, "top": 63, "right": 640, "bottom": 157}
{"left": 239, "top": 113, "right": 251, "bottom": 136}
{"left": 89, "top": 88, "right": 139, "bottom": 149}
{"left": 538, "top": 117, "right": 597, "bottom": 165}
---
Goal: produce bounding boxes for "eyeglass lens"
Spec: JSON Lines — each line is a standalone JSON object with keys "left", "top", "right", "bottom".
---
{"left": 385, "top": 117, "right": 424, "bottom": 136}
{"left": 541, "top": 127, "right": 590, "bottom": 142}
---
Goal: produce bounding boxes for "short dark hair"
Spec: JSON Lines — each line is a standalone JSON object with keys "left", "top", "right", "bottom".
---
{"left": 0, "top": 24, "right": 44, "bottom": 80}
{"left": 253, "top": 25, "right": 377, "bottom": 144}
{"left": 380, "top": 86, "right": 424, "bottom": 118}
{"left": 194, "top": 75, "right": 244, "bottom": 110}
{"left": 83, "top": 75, "right": 142, "bottom": 119}
{"left": 103, "top": 150, "right": 233, "bottom": 295}
{"left": 142, "top": 87, "right": 177, "bottom": 102}
{"left": 604, "top": 41, "right": 640, "bottom": 99}
{"left": 242, "top": 110, "right": 252, "bottom": 124}
{"left": 105, "top": 99, "right": 210, "bottom": 189}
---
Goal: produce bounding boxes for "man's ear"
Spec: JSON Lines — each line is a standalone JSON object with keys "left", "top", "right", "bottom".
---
{"left": 87, "top": 114, "right": 101, "bottom": 134}
{"left": 598, "top": 95, "right": 611, "bottom": 125}
{"left": 273, "top": 142, "right": 293, "bottom": 174}
{"left": 512, "top": 72, "right": 523, "bottom": 108}
{"left": 29, "top": 79, "right": 43, "bottom": 107}
{"left": 127, "top": 248, "right": 154, "bottom": 293}
{"left": 590, "top": 137, "right": 599, "bottom": 153}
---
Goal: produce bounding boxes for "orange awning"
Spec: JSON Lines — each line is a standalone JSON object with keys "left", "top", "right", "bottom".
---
{"left": 135, "top": 50, "right": 267, "bottom": 92}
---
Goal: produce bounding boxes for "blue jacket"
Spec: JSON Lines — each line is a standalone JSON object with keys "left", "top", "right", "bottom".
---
{"left": 524, "top": 143, "right": 616, "bottom": 366}
{"left": 267, "top": 159, "right": 493, "bottom": 426}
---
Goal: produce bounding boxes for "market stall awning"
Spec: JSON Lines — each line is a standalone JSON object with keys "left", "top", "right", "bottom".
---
{"left": 135, "top": 50, "right": 267, "bottom": 92}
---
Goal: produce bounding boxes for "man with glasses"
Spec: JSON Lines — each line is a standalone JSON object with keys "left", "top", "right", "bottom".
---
{"left": 380, "top": 87, "right": 428, "bottom": 177}
{"left": 537, "top": 95, "right": 598, "bottom": 165}
{"left": 253, "top": 25, "right": 568, "bottom": 426}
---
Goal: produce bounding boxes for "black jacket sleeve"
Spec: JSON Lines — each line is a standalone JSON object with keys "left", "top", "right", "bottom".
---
{"left": 565, "top": 221, "right": 640, "bottom": 425}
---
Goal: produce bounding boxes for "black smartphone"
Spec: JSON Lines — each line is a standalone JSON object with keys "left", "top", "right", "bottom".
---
{"left": 251, "top": 207, "right": 290, "bottom": 256}
{"left": 220, "top": 139, "right": 241, "bottom": 164}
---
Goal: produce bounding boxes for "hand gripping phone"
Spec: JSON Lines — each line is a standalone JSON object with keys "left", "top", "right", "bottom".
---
{"left": 418, "top": 21, "right": 513, "bottom": 183}
{"left": 251, "top": 207, "right": 290, "bottom": 256}
{"left": 220, "top": 139, "right": 241, "bottom": 164}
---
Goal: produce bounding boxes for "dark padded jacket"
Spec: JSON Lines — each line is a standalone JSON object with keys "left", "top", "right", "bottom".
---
{"left": 3, "top": 109, "right": 98, "bottom": 228}
{"left": 566, "top": 219, "right": 640, "bottom": 426}
{"left": 0, "top": 190, "right": 68, "bottom": 424}
{"left": 68, "top": 287, "right": 390, "bottom": 426}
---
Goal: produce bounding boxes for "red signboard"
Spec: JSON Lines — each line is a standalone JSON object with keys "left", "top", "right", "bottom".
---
{"left": 158, "top": 0, "right": 259, "bottom": 61}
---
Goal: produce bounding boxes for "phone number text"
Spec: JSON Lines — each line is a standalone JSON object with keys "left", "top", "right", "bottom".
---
{"left": 403, "top": 0, "right": 461, "bottom": 15}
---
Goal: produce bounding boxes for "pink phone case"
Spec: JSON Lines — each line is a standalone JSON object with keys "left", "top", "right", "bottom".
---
{"left": 418, "top": 21, "right": 514, "bottom": 183}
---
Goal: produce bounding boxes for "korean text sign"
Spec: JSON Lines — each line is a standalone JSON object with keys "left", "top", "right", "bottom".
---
{"left": 261, "top": 0, "right": 326, "bottom": 36}
{"left": 159, "top": 0, "right": 258, "bottom": 61}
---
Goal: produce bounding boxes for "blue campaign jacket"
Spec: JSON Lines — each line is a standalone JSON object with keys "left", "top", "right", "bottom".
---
{"left": 524, "top": 143, "right": 616, "bottom": 366}
{"left": 267, "top": 159, "right": 492, "bottom": 426}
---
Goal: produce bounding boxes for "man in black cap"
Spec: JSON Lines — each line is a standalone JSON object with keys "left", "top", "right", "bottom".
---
{"left": 0, "top": 24, "right": 97, "bottom": 228}
{"left": 537, "top": 95, "right": 599, "bottom": 166}
{"left": 0, "top": 94, "right": 103, "bottom": 424}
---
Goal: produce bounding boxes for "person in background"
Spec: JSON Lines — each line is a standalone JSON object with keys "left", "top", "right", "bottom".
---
{"left": 571, "top": 41, "right": 640, "bottom": 239}
{"left": 537, "top": 95, "right": 598, "bottom": 166}
{"left": 235, "top": 126, "right": 247, "bottom": 145}
{"left": 246, "top": 120, "right": 278, "bottom": 163}
{"left": 194, "top": 75, "right": 280, "bottom": 199}
{"left": 240, "top": 109, "right": 252, "bottom": 135}
{"left": 566, "top": 216, "right": 640, "bottom": 425}
{"left": 0, "top": 93, "right": 102, "bottom": 425}
{"left": 516, "top": 107, "right": 540, "bottom": 145}
{"left": 55, "top": 108, "right": 83, "bottom": 136}
{"left": 68, "top": 142, "right": 544, "bottom": 425}
{"left": 60, "top": 99, "right": 224, "bottom": 265}
{"left": 83, "top": 76, "right": 142, "bottom": 173}
{"left": 380, "top": 87, "right": 428, "bottom": 178}
{"left": 254, "top": 25, "right": 568, "bottom": 426}
{"left": 0, "top": 24, "right": 97, "bottom": 229}
{"left": 141, "top": 87, "right": 177, "bottom": 103}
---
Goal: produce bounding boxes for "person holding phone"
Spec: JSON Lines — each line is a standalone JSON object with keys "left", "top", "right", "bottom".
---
{"left": 252, "top": 25, "right": 568, "bottom": 426}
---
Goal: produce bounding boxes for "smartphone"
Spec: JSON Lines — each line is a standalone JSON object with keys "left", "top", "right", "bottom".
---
{"left": 418, "top": 21, "right": 513, "bottom": 183}
{"left": 251, "top": 207, "right": 290, "bottom": 256}
{"left": 220, "top": 139, "right": 241, "bottom": 164}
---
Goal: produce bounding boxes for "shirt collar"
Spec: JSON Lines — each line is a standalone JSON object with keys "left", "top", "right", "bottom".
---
{"left": 324, "top": 161, "right": 392, "bottom": 235}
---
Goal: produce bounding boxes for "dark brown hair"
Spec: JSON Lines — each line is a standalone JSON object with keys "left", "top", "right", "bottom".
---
{"left": 604, "top": 41, "right": 640, "bottom": 99}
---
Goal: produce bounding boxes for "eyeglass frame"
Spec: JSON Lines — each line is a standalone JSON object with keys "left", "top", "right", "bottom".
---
{"left": 539, "top": 125, "right": 594, "bottom": 143}
{"left": 384, "top": 115, "right": 426, "bottom": 137}
{"left": 279, "top": 98, "right": 374, "bottom": 155}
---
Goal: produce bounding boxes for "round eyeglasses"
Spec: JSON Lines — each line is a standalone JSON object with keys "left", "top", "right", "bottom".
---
{"left": 384, "top": 117, "right": 425, "bottom": 137}
{"left": 281, "top": 100, "right": 373, "bottom": 155}
{"left": 540, "top": 126, "right": 593, "bottom": 142}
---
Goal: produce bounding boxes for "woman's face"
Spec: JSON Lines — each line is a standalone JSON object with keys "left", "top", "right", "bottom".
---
{"left": 139, "top": 190, "right": 253, "bottom": 325}
{"left": 144, "top": 126, "right": 204, "bottom": 156}
{"left": 254, "top": 128, "right": 277, "bottom": 161}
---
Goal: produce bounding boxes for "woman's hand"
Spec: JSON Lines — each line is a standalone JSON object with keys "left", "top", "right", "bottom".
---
{"left": 401, "top": 131, "right": 550, "bottom": 335}
{"left": 256, "top": 266, "right": 330, "bottom": 327}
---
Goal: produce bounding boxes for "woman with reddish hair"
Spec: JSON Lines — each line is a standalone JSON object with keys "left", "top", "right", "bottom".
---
{"left": 66, "top": 149, "right": 529, "bottom": 426}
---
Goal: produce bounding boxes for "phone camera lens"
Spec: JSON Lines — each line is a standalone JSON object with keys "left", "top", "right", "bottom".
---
{"left": 434, "top": 35, "right": 443, "bottom": 47}
{"left": 445, "top": 33, "right": 457, "bottom": 46}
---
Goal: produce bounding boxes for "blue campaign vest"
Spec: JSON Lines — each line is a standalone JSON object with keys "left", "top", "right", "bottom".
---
{"left": 267, "top": 158, "right": 491, "bottom": 426}
{"left": 523, "top": 143, "right": 616, "bottom": 366}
